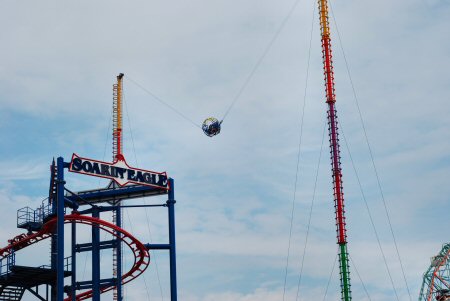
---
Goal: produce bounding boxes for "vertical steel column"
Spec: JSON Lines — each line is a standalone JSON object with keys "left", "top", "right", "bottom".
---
{"left": 51, "top": 208, "right": 57, "bottom": 300}
{"left": 56, "top": 157, "right": 65, "bottom": 301}
{"left": 317, "top": 1, "right": 352, "bottom": 300}
{"left": 92, "top": 209, "right": 100, "bottom": 301}
{"left": 71, "top": 220, "right": 77, "bottom": 300}
{"left": 112, "top": 73, "right": 124, "bottom": 301}
{"left": 167, "top": 178, "right": 177, "bottom": 301}
{"left": 51, "top": 160, "right": 57, "bottom": 301}
{"left": 116, "top": 205, "right": 123, "bottom": 301}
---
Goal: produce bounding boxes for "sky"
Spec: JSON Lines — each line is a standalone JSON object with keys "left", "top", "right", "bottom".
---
{"left": 0, "top": 0, "right": 449, "bottom": 300}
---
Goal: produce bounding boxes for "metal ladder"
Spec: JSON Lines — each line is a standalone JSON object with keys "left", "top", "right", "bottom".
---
{"left": 112, "top": 82, "right": 122, "bottom": 159}
{"left": 112, "top": 199, "right": 123, "bottom": 301}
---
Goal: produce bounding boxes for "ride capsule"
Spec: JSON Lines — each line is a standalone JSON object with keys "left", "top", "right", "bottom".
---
{"left": 202, "top": 117, "right": 222, "bottom": 137}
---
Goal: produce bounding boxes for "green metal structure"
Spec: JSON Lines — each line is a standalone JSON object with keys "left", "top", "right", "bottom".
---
{"left": 419, "top": 243, "right": 450, "bottom": 301}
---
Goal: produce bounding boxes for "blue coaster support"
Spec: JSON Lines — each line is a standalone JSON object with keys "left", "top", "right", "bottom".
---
{"left": 168, "top": 178, "right": 177, "bottom": 301}
{"left": 92, "top": 208, "right": 100, "bottom": 301}
{"left": 115, "top": 203, "right": 123, "bottom": 301}
{"left": 144, "top": 178, "right": 177, "bottom": 301}
{"left": 11, "top": 156, "right": 177, "bottom": 300}
{"left": 56, "top": 157, "right": 65, "bottom": 301}
{"left": 71, "top": 220, "right": 77, "bottom": 301}
{"left": 145, "top": 178, "right": 177, "bottom": 301}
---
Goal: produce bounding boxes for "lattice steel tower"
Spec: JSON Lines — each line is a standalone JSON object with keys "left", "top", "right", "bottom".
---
{"left": 112, "top": 73, "right": 124, "bottom": 301}
{"left": 317, "top": 0, "right": 352, "bottom": 299}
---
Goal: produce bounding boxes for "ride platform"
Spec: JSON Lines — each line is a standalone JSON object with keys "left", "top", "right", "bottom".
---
{"left": 0, "top": 266, "right": 71, "bottom": 288}
{"left": 67, "top": 183, "right": 168, "bottom": 205}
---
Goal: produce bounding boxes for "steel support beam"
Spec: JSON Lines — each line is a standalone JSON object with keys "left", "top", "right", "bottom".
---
{"left": 115, "top": 202, "right": 123, "bottom": 301}
{"left": 167, "top": 178, "right": 177, "bottom": 301}
{"left": 76, "top": 240, "right": 118, "bottom": 253}
{"left": 145, "top": 244, "right": 171, "bottom": 250}
{"left": 92, "top": 208, "right": 100, "bottom": 301}
{"left": 76, "top": 278, "right": 116, "bottom": 290}
{"left": 27, "top": 288, "right": 47, "bottom": 301}
{"left": 56, "top": 157, "right": 65, "bottom": 301}
{"left": 71, "top": 220, "right": 77, "bottom": 300}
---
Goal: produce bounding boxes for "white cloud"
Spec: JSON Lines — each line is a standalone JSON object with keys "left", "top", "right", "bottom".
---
{"left": 0, "top": 0, "right": 449, "bottom": 300}
{"left": 0, "top": 160, "right": 49, "bottom": 181}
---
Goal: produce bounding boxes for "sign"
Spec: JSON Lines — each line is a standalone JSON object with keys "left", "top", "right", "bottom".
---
{"left": 68, "top": 154, "right": 169, "bottom": 190}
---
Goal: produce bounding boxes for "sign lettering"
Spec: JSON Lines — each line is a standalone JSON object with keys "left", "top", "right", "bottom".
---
{"left": 68, "top": 154, "right": 169, "bottom": 189}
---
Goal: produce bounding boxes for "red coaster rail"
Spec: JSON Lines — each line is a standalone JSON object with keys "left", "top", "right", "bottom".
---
{"left": 0, "top": 213, "right": 150, "bottom": 301}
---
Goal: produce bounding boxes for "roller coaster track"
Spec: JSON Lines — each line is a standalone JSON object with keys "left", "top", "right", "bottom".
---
{"left": 0, "top": 213, "right": 150, "bottom": 301}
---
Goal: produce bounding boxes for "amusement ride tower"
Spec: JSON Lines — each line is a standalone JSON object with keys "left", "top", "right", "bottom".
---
{"left": 0, "top": 73, "right": 178, "bottom": 301}
{"left": 112, "top": 73, "right": 124, "bottom": 301}
{"left": 318, "top": 0, "right": 352, "bottom": 300}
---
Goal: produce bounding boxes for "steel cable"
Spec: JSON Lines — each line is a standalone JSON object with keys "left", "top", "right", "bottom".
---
{"left": 341, "top": 126, "right": 400, "bottom": 301}
{"left": 295, "top": 118, "right": 326, "bottom": 301}
{"left": 282, "top": 1, "right": 315, "bottom": 299}
{"left": 126, "top": 0, "right": 303, "bottom": 130}
{"left": 124, "top": 92, "right": 165, "bottom": 301}
{"left": 328, "top": 1, "right": 412, "bottom": 299}
{"left": 222, "top": 0, "right": 303, "bottom": 122}
{"left": 323, "top": 252, "right": 338, "bottom": 301}
{"left": 349, "top": 254, "right": 372, "bottom": 301}
{"left": 125, "top": 75, "right": 201, "bottom": 129}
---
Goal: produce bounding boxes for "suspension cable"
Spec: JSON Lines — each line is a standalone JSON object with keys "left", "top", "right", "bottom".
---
{"left": 349, "top": 254, "right": 372, "bottom": 301}
{"left": 282, "top": 74, "right": 306, "bottom": 301}
{"left": 125, "top": 0, "right": 303, "bottom": 129}
{"left": 221, "top": 0, "right": 302, "bottom": 122}
{"left": 328, "top": 2, "right": 412, "bottom": 299}
{"left": 294, "top": 2, "right": 317, "bottom": 298}
{"left": 124, "top": 91, "right": 165, "bottom": 300}
{"left": 295, "top": 118, "right": 326, "bottom": 301}
{"left": 282, "top": 1, "right": 315, "bottom": 298}
{"left": 125, "top": 75, "right": 201, "bottom": 129}
{"left": 340, "top": 126, "right": 400, "bottom": 301}
{"left": 323, "top": 252, "right": 338, "bottom": 301}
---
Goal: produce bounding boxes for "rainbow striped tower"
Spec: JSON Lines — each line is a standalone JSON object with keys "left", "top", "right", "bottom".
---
{"left": 317, "top": 1, "right": 352, "bottom": 300}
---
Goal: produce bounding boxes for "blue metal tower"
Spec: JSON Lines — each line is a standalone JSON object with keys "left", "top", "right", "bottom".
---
{"left": 0, "top": 156, "right": 178, "bottom": 301}
{"left": 0, "top": 74, "right": 178, "bottom": 300}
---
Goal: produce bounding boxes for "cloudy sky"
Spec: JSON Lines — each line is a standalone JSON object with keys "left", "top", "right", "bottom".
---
{"left": 1, "top": 0, "right": 449, "bottom": 300}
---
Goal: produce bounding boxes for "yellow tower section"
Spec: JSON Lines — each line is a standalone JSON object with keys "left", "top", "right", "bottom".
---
{"left": 112, "top": 73, "right": 124, "bottom": 301}
{"left": 113, "top": 73, "right": 124, "bottom": 160}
